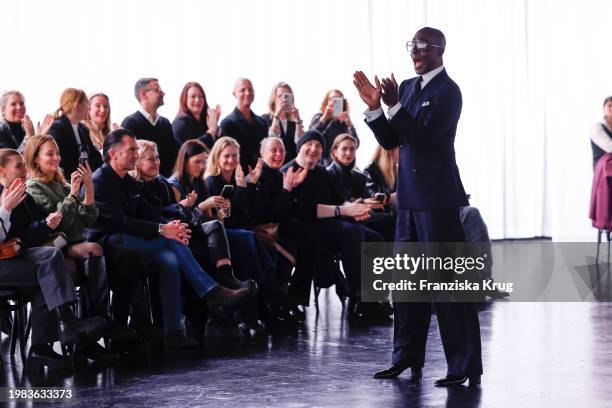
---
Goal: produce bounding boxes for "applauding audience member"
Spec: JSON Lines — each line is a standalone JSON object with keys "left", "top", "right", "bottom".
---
{"left": 261, "top": 82, "right": 303, "bottom": 163}
{"left": 172, "top": 82, "right": 222, "bottom": 149}
{"left": 0, "top": 91, "right": 35, "bottom": 151}
{"left": 220, "top": 78, "right": 268, "bottom": 172}
{"left": 309, "top": 89, "right": 359, "bottom": 166}
{"left": 281, "top": 130, "right": 384, "bottom": 314}
{"left": 0, "top": 148, "right": 107, "bottom": 369}
{"left": 49, "top": 88, "right": 103, "bottom": 176}
{"left": 121, "top": 78, "right": 178, "bottom": 177}
{"left": 88, "top": 129, "right": 249, "bottom": 348}
{"left": 83, "top": 93, "right": 115, "bottom": 151}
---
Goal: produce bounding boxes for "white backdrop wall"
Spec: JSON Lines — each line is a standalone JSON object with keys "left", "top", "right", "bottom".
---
{"left": 1, "top": 0, "right": 610, "bottom": 241}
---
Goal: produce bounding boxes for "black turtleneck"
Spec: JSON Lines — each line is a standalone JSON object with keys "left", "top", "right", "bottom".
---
{"left": 326, "top": 161, "right": 367, "bottom": 202}
{"left": 0, "top": 120, "right": 26, "bottom": 150}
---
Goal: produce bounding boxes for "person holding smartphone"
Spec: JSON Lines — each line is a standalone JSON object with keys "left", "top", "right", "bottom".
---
{"left": 309, "top": 89, "right": 359, "bottom": 166}
{"left": 261, "top": 82, "right": 303, "bottom": 163}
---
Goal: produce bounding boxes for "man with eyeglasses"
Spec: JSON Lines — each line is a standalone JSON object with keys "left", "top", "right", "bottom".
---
{"left": 121, "top": 78, "right": 179, "bottom": 177}
{"left": 353, "top": 27, "right": 482, "bottom": 387}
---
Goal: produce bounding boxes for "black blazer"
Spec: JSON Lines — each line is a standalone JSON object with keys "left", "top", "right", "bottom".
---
{"left": 219, "top": 108, "right": 268, "bottom": 172}
{"left": 261, "top": 114, "right": 298, "bottom": 163}
{"left": 0, "top": 120, "right": 26, "bottom": 151}
{"left": 121, "top": 112, "right": 178, "bottom": 178}
{"left": 0, "top": 185, "right": 54, "bottom": 248}
{"left": 172, "top": 114, "right": 216, "bottom": 149}
{"left": 366, "top": 68, "right": 468, "bottom": 210}
{"left": 250, "top": 163, "right": 295, "bottom": 225}
{"left": 326, "top": 161, "right": 368, "bottom": 202}
{"left": 49, "top": 115, "right": 103, "bottom": 177}
{"left": 87, "top": 164, "right": 164, "bottom": 242}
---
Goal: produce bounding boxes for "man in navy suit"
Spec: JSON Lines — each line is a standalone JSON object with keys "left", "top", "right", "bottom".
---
{"left": 353, "top": 27, "right": 482, "bottom": 387}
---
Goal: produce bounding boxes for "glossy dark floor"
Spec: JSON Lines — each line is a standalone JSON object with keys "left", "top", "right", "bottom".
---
{"left": 2, "top": 293, "right": 612, "bottom": 407}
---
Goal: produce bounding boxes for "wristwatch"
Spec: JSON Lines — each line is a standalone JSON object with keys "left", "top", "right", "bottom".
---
{"left": 158, "top": 223, "right": 164, "bottom": 236}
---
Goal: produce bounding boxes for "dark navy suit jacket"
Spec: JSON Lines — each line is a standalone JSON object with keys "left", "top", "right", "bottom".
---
{"left": 366, "top": 69, "right": 468, "bottom": 210}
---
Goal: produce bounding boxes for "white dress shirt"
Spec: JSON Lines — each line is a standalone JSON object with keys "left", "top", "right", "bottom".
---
{"left": 139, "top": 109, "right": 160, "bottom": 126}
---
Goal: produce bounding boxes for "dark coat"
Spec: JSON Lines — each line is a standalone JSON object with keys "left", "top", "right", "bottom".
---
{"left": 49, "top": 115, "right": 103, "bottom": 176}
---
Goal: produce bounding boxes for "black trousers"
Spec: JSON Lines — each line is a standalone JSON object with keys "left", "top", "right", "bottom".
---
{"left": 392, "top": 208, "right": 483, "bottom": 377}
{"left": 316, "top": 218, "right": 385, "bottom": 294}
{"left": 0, "top": 247, "right": 77, "bottom": 346}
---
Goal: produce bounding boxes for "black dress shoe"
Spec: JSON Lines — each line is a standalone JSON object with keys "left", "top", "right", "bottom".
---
{"left": 468, "top": 375, "right": 481, "bottom": 387}
{"left": 74, "top": 341, "right": 120, "bottom": 364}
{"left": 27, "top": 344, "right": 72, "bottom": 371}
{"left": 434, "top": 375, "right": 468, "bottom": 387}
{"left": 373, "top": 363, "right": 421, "bottom": 379}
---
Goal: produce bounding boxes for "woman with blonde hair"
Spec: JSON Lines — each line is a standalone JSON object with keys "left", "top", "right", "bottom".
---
{"left": 48, "top": 88, "right": 103, "bottom": 176}
{"left": 0, "top": 90, "right": 53, "bottom": 151}
{"left": 364, "top": 145, "right": 399, "bottom": 208}
{"left": 83, "top": 92, "right": 115, "bottom": 151}
{"left": 261, "top": 82, "right": 303, "bottom": 163}
{"left": 24, "top": 135, "right": 133, "bottom": 358}
{"left": 309, "top": 89, "right": 359, "bottom": 166}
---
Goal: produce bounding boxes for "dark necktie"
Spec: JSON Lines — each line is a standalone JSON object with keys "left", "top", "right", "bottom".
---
{"left": 411, "top": 76, "right": 423, "bottom": 105}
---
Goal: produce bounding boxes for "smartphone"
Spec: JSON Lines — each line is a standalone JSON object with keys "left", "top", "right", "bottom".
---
{"left": 281, "top": 93, "right": 294, "bottom": 111}
{"left": 79, "top": 149, "right": 89, "bottom": 166}
{"left": 374, "top": 193, "right": 386, "bottom": 202}
{"left": 220, "top": 185, "right": 234, "bottom": 199}
{"left": 332, "top": 97, "right": 344, "bottom": 117}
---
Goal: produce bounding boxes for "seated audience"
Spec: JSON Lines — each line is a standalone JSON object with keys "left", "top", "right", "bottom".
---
{"left": 24, "top": 135, "right": 135, "bottom": 347}
{"left": 121, "top": 78, "right": 178, "bottom": 177}
{"left": 327, "top": 134, "right": 395, "bottom": 241}
{"left": 83, "top": 92, "right": 115, "bottom": 151}
{"left": 220, "top": 78, "right": 268, "bottom": 172}
{"left": 0, "top": 148, "right": 106, "bottom": 369}
{"left": 172, "top": 82, "right": 222, "bottom": 149}
{"left": 87, "top": 129, "right": 249, "bottom": 348}
{"left": 49, "top": 88, "right": 103, "bottom": 176}
{"left": 280, "top": 130, "right": 385, "bottom": 314}
{"left": 309, "top": 89, "right": 359, "bottom": 166}
{"left": 364, "top": 145, "right": 398, "bottom": 210}
{"left": 261, "top": 82, "right": 303, "bottom": 162}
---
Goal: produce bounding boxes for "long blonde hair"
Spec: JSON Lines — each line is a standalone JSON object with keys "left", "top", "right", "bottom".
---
{"left": 130, "top": 139, "right": 158, "bottom": 181}
{"left": 204, "top": 136, "right": 240, "bottom": 178}
{"left": 370, "top": 146, "right": 397, "bottom": 189}
{"left": 23, "top": 135, "right": 67, "bottom": 184}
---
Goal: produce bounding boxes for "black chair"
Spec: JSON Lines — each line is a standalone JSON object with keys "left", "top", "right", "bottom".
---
{"left": 313, "top": 254, "right": 346, "bottom": 314}
{"left": 0, "top": 289, "right": 29, "bottom": 363}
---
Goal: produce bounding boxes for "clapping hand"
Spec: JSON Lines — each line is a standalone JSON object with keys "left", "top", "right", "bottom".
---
{"left": 235, "top": 165, "right": 246, "bottom": 187}
{"left": 22, "top": 115, "right": 35, "bottom": 137}
{"left": 246, "top": 158, "right": 263, "bottom": 184}
{"left": 36, "top": 114, "right": 54, "bottom": 135}
{"left": 380, "top": 73, "right": 399, "bottom": 107}
{"left": 206, "top": 105, "right": 222, "bottom": 136}
{"left": 0, "top": 179, "right": 27, "bottom": 211}
{"left": 353, "top": 71, "right": 382, "bottom": 110}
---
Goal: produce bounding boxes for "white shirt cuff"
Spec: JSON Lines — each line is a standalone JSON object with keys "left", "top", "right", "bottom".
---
{"left": 0, "top": 207, "right": 12, "bottom": 233}
{"left": 387, "top": 103, "right": 402, "bottom": 120}
{"left": 364, "top": 106, "right": 384, "bottom": 123}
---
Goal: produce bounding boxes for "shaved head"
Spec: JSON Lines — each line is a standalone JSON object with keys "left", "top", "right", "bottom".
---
{"left": 415, "top": 27, "right": 446, "bottom": 51}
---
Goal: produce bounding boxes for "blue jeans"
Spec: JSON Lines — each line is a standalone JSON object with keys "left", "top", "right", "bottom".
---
{"left": 112, "top": 234, "right": 218, "bottom": 331}
{"left": 226, "top": 228, "right": 274, "bottom": 283}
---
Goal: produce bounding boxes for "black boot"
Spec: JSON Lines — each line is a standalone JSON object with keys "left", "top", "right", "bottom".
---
{"left": 216, "top": 264, "right": 259, "bottom": 294}
{"left": 81, "top": 255, "right": 110, "bottom": 317}
{"left": 261, "top": 279, "right": 308, "bottom": 308}
{"left": 27, "top": 344, "right": 72, "bottom": 371}
{"left": 205, "top": 285, "right": 251, "bottom": 308}
{"left": 54, "top": 304, "right": 107, "bottom": 346}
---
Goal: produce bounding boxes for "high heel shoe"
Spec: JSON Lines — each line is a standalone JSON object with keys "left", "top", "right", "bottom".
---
{"left": 54, "top": 304, "right": 108, "bottom": 346}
